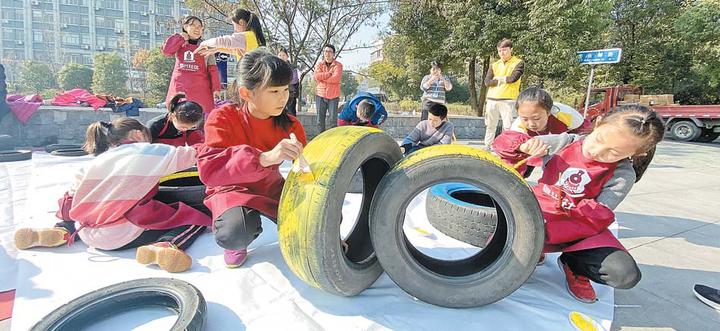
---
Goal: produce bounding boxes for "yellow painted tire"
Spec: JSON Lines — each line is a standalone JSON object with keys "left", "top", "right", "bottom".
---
{"left": 278, "top": 126, "right": 403, "bottom": 296}
{"left": 369, "top": 144, "right": 544, "bottom": 308}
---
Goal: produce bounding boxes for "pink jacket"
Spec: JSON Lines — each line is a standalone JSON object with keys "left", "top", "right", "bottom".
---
{"left": 314, "top": 60, "right": 343, "bottom": 100}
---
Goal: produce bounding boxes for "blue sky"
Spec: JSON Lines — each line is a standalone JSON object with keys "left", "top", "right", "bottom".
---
{"left": 336, "top": 13, "right": 390, "bottom": 71}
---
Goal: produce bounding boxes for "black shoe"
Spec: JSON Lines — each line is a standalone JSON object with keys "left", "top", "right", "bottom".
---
{"left": 693, "top": 284, "right": 720, "bottom": 310}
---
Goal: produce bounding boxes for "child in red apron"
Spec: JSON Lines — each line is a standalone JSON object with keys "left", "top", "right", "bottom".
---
{"left": 162, "top": 16, "right": 221, "bottom": 116}
{"left": 14, "top": 118, "right": 211, "bottom": 273}
{"left": 493, "top": 87, "right": 592, "bottom": 176}
{"left": 148, "top": 93, "right": 204, "bottom": 147}
{"left": 501, "top": 105, "right": 665, "bottom": 303}
{"left": 196, "top": 48, "right": 306, "bottom": 268}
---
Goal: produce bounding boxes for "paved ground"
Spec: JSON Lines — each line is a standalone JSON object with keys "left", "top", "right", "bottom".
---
{"left": 2, "top": 138, "right": 719, "bottom": 330}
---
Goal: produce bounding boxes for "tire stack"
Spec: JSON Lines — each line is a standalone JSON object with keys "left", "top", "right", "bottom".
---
{"left": 278, "top": 126, "right": 545, "bottom": 308}
{"left": 0, "top": 134, "right": 32, "bottom": 163}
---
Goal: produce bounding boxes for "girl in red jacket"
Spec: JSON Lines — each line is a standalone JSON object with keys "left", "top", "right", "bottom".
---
{"left": 147, "top": 93, "right": 204, "bottom": 147}
{"left": 493, "top": 87, "right": 592, "bottom": 176}
{"left": 196, "top": 48, "right": 307, "bottom": 268}
{"left": 504, "top": 105, "right": 664, "bottom": 303}
{"left": 162, "top": 16, "right": 221, "bottom": 116}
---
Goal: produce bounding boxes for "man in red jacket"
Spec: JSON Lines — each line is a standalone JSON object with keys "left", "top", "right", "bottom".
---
{"left": 314, "top": 44, "right": 343, "bottom": 133}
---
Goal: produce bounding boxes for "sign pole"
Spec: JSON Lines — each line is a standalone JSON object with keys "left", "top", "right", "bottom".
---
{"left": 583, "top": 64, "right": 595, "bottom": 117}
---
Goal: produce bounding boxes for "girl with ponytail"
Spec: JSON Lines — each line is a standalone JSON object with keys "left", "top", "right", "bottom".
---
{"left": 147, "top": 93, "right": 205, "bottom": 146}
{"left": 14, "top": 118, "right": 210, "bottom": 273}
{"left": 194, "top": 8, "right": 267, "bottom": 59}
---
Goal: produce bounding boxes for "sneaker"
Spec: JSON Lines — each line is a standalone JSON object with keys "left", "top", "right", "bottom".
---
{"left": 14, "top": 227, "right": 69, "bottom": 250}
{"left": 558, "top": 257, "right": 597, "bottom": 303}
{"left": 537, "top": 253, "right": 546, "bottom": 266}
{"left": 693, "top": 284, "right": 720, "bottom": 310}
{"left": 136, "top": 242, "right": 192, "bottom": 273}
{"left": 224, "top": 249, "right": 248, "bottom": 268}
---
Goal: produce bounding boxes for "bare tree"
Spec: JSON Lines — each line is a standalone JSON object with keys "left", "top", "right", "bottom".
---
{"left": 186, "top": 0, "right": 387, "bottom": 112}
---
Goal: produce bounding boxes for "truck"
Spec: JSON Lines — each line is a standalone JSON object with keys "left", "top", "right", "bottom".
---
{"left": 579, "top": 85, "right": 720, "bottom": 142}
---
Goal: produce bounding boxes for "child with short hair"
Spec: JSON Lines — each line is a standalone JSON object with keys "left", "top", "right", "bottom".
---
{"left": 147, "top": 93, "right": 204, "bottom": 146}
{"left": 337, "top": 92, "right": 388, "bottom": 127}
{"left": 196, "top": 48, "right": 307, "bottom": 268}
{"left": 14, "top": 118, "right": 210, "bottom": 273}
{"left": 504, "top": 104, "right": 665, "bottom": 303}
{"left": 400, "top": 103, "right": 454, "bottom": 156}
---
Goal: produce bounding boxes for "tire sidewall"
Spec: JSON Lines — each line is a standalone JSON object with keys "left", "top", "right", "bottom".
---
{"left": 370, "top": 154, "right": 544, "bottom": 308}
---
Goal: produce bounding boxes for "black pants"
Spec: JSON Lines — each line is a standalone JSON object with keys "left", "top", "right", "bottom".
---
{"left": 55, "top": 221, "right": 206, "bottom": 251}
{"left": 560, "top": 247, "right": 642, "bottom": 289}
{"left": 420, "top": 99, "right": 439, "bottom": 121}
{"left": 213, "top": 206, "right": 276, "bottom": 251}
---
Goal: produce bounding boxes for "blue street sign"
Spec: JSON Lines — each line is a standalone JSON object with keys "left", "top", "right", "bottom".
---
{"left": 577, "top": 48, "right": 622, "bottom": 65}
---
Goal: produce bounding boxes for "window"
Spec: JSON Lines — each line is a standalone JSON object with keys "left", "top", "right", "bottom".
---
{"left": 33, "top": 31, "right": 44, "bottom": 43}
{"left": 99, "top": 0, "right": 121, "bottom": 10}
{"left": 61, "top": 0, "right": 87, "bottom": 5}
{"left": 1, "top": 8, "right": 23, "bottom": 20}
{"left": 62, "top": 33, "right": 80, "bottom": 45}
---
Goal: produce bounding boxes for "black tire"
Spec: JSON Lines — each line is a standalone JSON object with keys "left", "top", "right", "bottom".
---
{"left": 348, "top": 169, "right": 364, "bottom": 194}
{"left": 425, "top": 183, "right": 498, "bottom": 248}
{"left": 45, "top": 144, "right": 83, "bottom": 153}
{"left": 0, "top": 134, "right": 13, "bottom": 150}
{"left": 369, "top": 144, "right": 544, "bottom": 308}
{"left": 0, "top": 150, "right": 32, "bottom": 162}
{"left": 695, "top": 129, "right": 720, "bottom": 143}
{"left": 631, "top": 146, "right": 656, "bottom": 183}
{"left": 278, "top": 126, "right": 403, "bottom": 296}
{"left": 30, "top": 278, "right": 206, "bottom": 331}
{"left": 50, "top": 148, "right": 88, "bottom": 157}
{"left": 670, "top": 120, "right": 701, "bottom": 142}
{"left": 155, "top": 169, "right": 210, "bottom": 216}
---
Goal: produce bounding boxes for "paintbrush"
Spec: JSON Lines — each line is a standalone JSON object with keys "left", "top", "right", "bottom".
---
{"left": 290, "top": 133, "right": 313, "bottom": 178}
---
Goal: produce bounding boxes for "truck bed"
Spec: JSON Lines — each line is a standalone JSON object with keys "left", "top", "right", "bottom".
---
{"left": 652, "top": 105, "right": 720, "bottom": 118}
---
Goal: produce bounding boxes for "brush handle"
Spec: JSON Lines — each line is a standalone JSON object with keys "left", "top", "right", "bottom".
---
{"left": 290, "top": 133, "right": 310, "bottom": 173}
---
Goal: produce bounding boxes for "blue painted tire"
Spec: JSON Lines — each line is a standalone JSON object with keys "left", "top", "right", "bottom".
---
{"left": 425, "top": 183, "right": 498, "bottom": 248}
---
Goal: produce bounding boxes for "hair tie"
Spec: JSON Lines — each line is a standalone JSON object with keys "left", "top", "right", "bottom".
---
{"left": 178, "top": 98, "right": 188, "bottom": 104}
{"left": 100, "top": 121, "right": 112, "bottom": 129}
{"left": 640, "top": 118, "right": 646, "bottom": 125}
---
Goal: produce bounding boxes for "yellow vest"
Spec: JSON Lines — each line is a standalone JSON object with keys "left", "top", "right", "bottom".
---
{"left": 487, "top": 56, "right": 522, "bottom": 100}
{"left": 244, "top": 31, "right": 259, "bottom": 51}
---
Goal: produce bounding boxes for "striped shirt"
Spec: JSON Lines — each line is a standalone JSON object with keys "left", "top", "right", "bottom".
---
{"left": 421, "top": 74, "right": 452, "bottom": 104}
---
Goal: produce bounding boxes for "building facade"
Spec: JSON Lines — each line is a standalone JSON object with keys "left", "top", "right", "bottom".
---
{"left": 0, "top": 0, "right": 189, "bottom": 66}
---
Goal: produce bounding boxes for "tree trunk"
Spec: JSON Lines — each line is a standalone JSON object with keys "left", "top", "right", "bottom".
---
{"left": 478, "top": 55, "right": 490, "bottom": 117}
{"left": 468, "top": 55, "right": 478, "bottom": 116}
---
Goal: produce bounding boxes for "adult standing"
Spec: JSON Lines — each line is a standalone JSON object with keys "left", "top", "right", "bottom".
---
{"left": 314, "top": 44, "right": 343, "bottom": 132}
{"left": 419, "top": 61, "right": 453, "bottom": 121}
{"left": 162, "top": 16, "right": 221, "bottom": 116}
{"left": 483, "top": 38, "right": 524, "bottom": 149}
{"left": 278, "top": 47, "right": 299, "bottom": 116}
{"left": 0, "top": 63, "right": 9, "bottom": 120}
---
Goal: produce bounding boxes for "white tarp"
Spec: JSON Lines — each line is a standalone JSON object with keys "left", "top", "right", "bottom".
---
{"left": 1, "top": 152, "right": 614, "bottom": 330}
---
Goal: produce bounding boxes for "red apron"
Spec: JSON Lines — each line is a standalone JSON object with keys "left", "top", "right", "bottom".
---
{"left": 534, "top": 140, "right": 626, "bottom": 253}
{"left": 164, "top": 35, "right": 217, "bottom": 114}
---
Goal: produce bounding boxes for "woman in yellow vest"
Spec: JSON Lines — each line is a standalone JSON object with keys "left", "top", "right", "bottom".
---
{"left": 483, "top": 38, "right": 524, "bottom": 149}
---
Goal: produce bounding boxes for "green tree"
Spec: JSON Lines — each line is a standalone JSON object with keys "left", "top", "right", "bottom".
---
{"left": 341, "top": 71, "right": 359, "bottom": 100}
{"left": 57, "top": 63, "right": 93, "bottom": 91}
{"left": 92, "top": 52, "right": 128, "bottom": 95}
{"left": 18, "top": 60, "right": 57, "bottom": 93}
{"left": 143, "top": 48, "right": 175, "bottom": 104}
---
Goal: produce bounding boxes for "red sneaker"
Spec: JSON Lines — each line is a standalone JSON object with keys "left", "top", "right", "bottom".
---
{"left": 558, "top": 258, "right": 597, "bottom": 303}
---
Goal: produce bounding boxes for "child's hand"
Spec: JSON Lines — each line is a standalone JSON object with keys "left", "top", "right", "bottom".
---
{"left": 259, "top": 137, "right": 304, "bottom": 167}
{"left": 519, "top": 138, "right": 549, "bottom": 157}
{"left": 194, "top": 45, "right": 212, "bottom": 56}
{"left": 180, "top": 32, "right": 190, "bottom": 41}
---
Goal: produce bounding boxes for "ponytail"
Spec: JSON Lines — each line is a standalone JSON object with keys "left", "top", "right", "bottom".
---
{"left": 168, "top": 93, "right": 203, "bottom": 125}
{"left": 83, "top": 121, "right": 111, "bottom": 156}
{"left": 231, "top": 9, "right": 266, "bottom": 46}
{"left": 82, "top": 118, "right": 150, "bottom": 156}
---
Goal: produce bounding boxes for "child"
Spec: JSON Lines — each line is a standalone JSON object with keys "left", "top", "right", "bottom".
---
{"left": 162, "top": 16, "right": 221, "bottom": 116}
{"left": 337, "top": 92, "right": 388, "bottom": 127}
{"left": 147, "top": 93, "right": 204, "bottom": 147}
{"left": 503, "top": 104, "right": 664, "bottom": 303}
{"left": 493, "top": 87, "right": 592, "bottom": 175}
{"left": 14, "top": 118, "right": 211, "bottom": 273}
{"left": 400, "top": 103, "right": 454, "bottom": 156}
{"left": 196, "top": 48, "right": 307, "bottom": 268}
{"left": 194, "top": 9, "right": 266, "bottom": 59}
